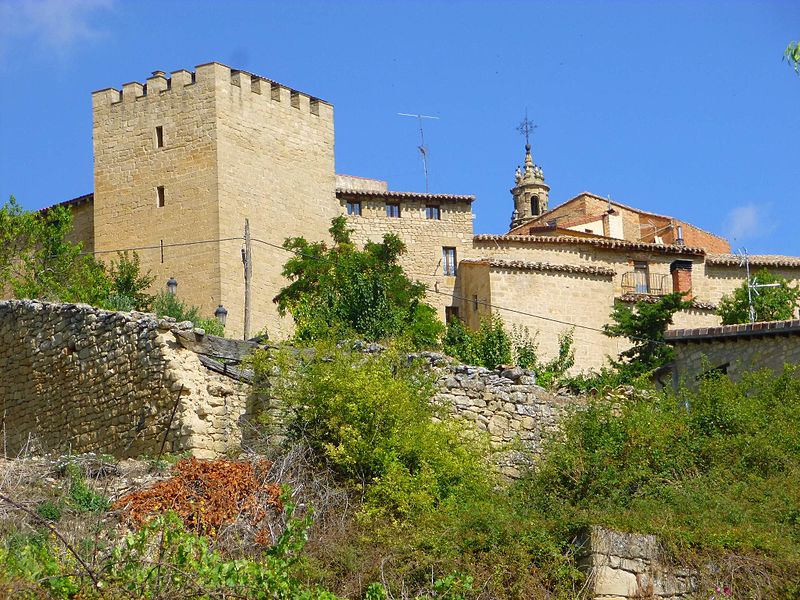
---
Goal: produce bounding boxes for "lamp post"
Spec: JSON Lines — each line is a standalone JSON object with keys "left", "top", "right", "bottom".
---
{"left": 166, "top": 277, "right": 178, "bottom": 295}
{"left": 214, "top": 304, "right": 228, "bottom": 327}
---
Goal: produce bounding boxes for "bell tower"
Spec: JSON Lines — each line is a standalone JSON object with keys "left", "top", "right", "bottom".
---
{"left": 510, "top": 142, "right": 550, "bottom": 230}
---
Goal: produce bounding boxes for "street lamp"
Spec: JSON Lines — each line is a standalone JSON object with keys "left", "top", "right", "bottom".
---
{"left": 214, "top": 304, "right": 228, "bottom": 327}
{"left": 166, "top": 277, "right": 178, "bottom": 295}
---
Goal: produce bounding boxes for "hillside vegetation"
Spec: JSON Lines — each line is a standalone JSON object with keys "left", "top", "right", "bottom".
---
{"left": 1, "top": 346, "right": 798, "bottom": 599}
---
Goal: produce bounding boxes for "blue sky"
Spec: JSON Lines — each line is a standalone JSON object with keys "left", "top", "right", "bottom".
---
{"left": 1, "top": 0, "right": 798, "bottom": 255}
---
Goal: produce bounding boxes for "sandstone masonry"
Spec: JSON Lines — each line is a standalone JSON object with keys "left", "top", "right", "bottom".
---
{"left": 0, "top": 300, "right": 247, "bottom": 458}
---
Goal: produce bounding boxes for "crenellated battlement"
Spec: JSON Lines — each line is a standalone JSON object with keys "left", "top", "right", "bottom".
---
{"left": 91, "top": 62, "right": 330, "bottom": 118}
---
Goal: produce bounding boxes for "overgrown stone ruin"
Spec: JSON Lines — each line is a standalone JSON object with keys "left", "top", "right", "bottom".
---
{"left": 0, "top": 300, "right": 248, "bottom": 459}
{"left": 0, "top": 300, "right": 581, "bottom": 470}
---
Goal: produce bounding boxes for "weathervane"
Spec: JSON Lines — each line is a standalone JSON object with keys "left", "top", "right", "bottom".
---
{"left": 516, "top": 109, "right": 537, "bottom": 148}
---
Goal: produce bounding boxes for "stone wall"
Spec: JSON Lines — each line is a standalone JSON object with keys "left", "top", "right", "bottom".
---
{"left": 92, "top": 62, "right": 338, "bottom": 340}
{"left": 577, "top": 526, "right": 696, "bottom": 599}
{"left": 432, "top": 362, "right": 581, "bottom": 478}
{"left": 343, "top": 195, "right": 475, "bottom": 320}
{"left": 0, "top": 300, "right": 247, "bottom": 459}
{"left": 665, "top": 320, "right": 800, "bottom": 388}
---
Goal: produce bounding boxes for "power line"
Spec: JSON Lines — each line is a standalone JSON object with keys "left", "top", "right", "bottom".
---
{"left": 250, "top": 236, "right": 664, "bottom": 346}
{"left": 74, "top": 232, "right": 665, "bottom": 348}
{"left": 79, "top": 236, "right": 244, "bottom": 257}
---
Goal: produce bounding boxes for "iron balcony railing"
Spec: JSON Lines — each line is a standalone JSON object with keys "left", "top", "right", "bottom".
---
{"left": 621, "top": 271, "right": 671, "bottom": 296}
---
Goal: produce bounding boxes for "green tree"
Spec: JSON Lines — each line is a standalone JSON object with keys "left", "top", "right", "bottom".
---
{"left": 603, "top": 292, "right": 691, "bottom": 379}
{"left": 786, "top": 41, "right": 800, "bottom": 74}
{"left": 103, "top": 252, "right": 156, "bottom": 311}
{"left": 717, "top": 268, "right": 800, "bottom": 325}
{"left": 274, "top": 216, "right": 443, "bottom": 348}
{"left": 0, "top": 196, "right": 109, "bottom": 305}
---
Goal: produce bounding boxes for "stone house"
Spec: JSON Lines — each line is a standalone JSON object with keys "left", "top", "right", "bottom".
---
{"left": 41, "top": 62, "right": 800, "bottom": 372}
{"left": 663, "top": 319, "right": 800, "bottom": 389}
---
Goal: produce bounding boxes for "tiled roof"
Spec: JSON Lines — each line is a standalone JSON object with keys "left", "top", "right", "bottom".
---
{"left": 706, "top": 254, "right": 800, "bottom": 268}
{"left": 460, "top": 258, "right": 616, "bottom": 277}
{"left": 335, "top": 188, "right": 474, "bottom": 202}
{"left": 666, "top": 319, "right": 800, "bottom": 342}
{"left": 618, "top": 293, "right": 717, "bottom": 311}
{"left": 521, "top": 192, "right": 729, "bottom": 245}
{"left": 473, "top": 233, "right": 705, "bottom": 256}
{"left": 39, "top": 193, "right": 94, "bottom": 213}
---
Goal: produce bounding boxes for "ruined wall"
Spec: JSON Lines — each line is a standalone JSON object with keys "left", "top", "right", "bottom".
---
{"left": 0, "top": 300, "right": 246, "bottom": 459}
{"left": 343, "top": 196, "right": 474, "bottom": 319}
{"left": 577, "top": 526, "right": 697, "bottom": 599}
{"left": 432, "top": 362, "right": 581, "bottom": 478}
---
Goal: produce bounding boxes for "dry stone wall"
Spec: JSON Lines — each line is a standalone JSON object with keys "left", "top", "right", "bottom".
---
{"left": 0, "top": 300, "right": 246, "bottom": 459}
{"left": 0, "top": 301, "right": 583, "bottom": 470}
{"left": 431, "top": 361, "right": 581, "bottom": 477}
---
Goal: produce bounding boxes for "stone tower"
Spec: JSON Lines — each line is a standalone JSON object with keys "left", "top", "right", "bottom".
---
{"left": 92, "top": 63, "right": 339, "bottom": 338}
{"left": 510, "top": 144, "right": 550, "bottom": 229}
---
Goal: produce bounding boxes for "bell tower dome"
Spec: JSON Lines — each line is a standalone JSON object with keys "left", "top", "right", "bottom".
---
{"left": 510, "top": 143, "right": 550, "bottom": 230}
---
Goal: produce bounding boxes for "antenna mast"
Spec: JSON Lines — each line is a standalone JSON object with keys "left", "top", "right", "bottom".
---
{"left": 398, "top": 112, "right": 440, "bottom": 192}
{"left": 737, "top": 248, "right": 780, "bottom": 323}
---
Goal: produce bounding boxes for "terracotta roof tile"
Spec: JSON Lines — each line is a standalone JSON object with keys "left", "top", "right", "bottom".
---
{"left": 473, "top": 233, "right": 705, "bottom": 256}
{"left": 460, "top": 258, "right": 615, "bottom": 277}
{"left": 706, "top": 254, "right": 800, "bottom": 268}
{"left": 665, "top": 319, "right": 800, "bottom": 342}
{"left": 336, "top": 189, "right": 474, "bottom": 202}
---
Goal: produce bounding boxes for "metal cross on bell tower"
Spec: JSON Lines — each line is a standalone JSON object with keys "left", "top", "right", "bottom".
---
{"left": 516, "top": 110, "right": 537, "bottom": 148}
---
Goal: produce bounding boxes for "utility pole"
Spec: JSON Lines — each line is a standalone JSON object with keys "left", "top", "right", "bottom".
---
{"left": 242, "top": 219, "right": 252, "bottom": 340}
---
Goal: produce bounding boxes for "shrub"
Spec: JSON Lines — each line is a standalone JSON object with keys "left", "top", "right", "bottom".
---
{"left": 523, "top": 366, "right": 800, "bottom": 561}
{"left": 261, "top": 344, "right": 492, "bottom": 518}
{"left": 152, "top": 291, "right": 225, "bottom": 336}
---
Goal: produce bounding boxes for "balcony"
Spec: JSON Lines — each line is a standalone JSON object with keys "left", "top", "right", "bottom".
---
{"left": 621, "top": 271, "right": 670, "bottom": 296}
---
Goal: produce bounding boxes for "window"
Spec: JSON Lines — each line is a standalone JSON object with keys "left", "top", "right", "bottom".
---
{"left": 426, "top": 205, "right": 441, "bottom": 220}
{"left": 442, "top": 247, "right": 457, "bottom": 276}
{"left": 155, "top": 126, "right": 164, "bottom": 148}
{"left": 346, "top": 201, "right": 361, "bottom": 216}
{"left": 290, "top": 90, "right": 300, "bottom": 109}
{"left": 445, "top": 306, "right": 460, "bottom": 323}
{"left": 156, "top": 186, "right": 165, "bottom": 208}
{"left": 531, "top": 194, "right": 540, "bottom": 215}
{"left": 386, "top": 203, "right": 401, "bottom": 218}
{"left": 472, "top": 294, "right": 479, "bottom": 311}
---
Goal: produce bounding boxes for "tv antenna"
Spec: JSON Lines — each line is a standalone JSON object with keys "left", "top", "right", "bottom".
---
{"left": 398, "top": 112, "right": 439, "bottom": 192}
{"left": 736, "top": 248, "right": 780, "bottom": 323}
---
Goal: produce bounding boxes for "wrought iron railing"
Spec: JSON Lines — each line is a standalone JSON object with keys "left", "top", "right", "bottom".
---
{"left": 621, "top": 272, "right": 670, "bottom": 295}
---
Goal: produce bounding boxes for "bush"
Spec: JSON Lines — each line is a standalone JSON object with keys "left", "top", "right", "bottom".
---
{"left": 262, "top": 344, "right": 492, "bottom": 518}
{"left": 522, "top": 366, "right": 800, "bottom": 562}
{"left": 275, "top": 217, "right": 444, "bottom": 349}
{"left": 152, "top": 291, "right": 225, "bottom": 336}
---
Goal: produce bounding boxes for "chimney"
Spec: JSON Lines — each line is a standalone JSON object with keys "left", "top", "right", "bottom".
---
{"left": 670, "top": 260, "right": 693, "bottom": 299}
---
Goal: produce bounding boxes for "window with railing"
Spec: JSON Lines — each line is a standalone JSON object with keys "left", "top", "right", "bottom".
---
{"left": 621, "top": 270, "right": 670, "bottom": 295}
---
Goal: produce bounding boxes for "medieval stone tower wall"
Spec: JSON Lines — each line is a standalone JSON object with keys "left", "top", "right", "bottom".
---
{"left": 213, "top": 65, "right": 337, "bottom": 339}
{"left": 92, "top": 63, "right": 337, "bottom": 338}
